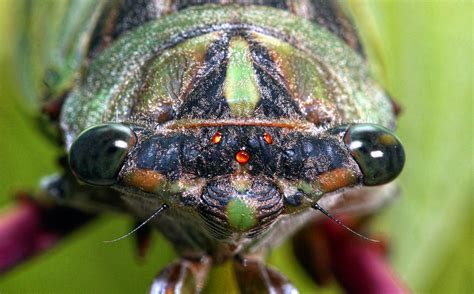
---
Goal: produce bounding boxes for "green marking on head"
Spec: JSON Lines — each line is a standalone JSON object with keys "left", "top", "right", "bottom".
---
{"left": 224, "top": 37, "right": 260, "bottom": 117}
{"left": 297, "top": 181, "right": 324, "bottom": 199}
{"left": 227, "top": 199, "right": 257, "bottom": 231}
{"left": 154, "top": 181, "right": 182, "bottom": 195}
{"left": 297, "top": 181, "right": 314, "bottom": 194}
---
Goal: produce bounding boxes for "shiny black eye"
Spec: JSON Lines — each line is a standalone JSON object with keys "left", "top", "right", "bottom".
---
{"left": 69, "top": 124, "right": 136, "bottom": 186}
{"left": 344, "top": 124, "right": 405, "bottom": 186}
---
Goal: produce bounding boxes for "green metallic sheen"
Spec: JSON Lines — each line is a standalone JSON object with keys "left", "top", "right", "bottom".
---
{"left": 297, "top": 181, "right": 323, "bottom": 197}
{"left": 224, "top": 37, "right": 261, "bottom": 117}
{"left": 61, "top": 5, "right": 395, "bottom": 147}
{"left": 252, "top": 32, "right": 344, "bottom": 124}
{"left": 154, "top": 181, "right": 182, "bottom": 196}
{"left": 227, "top": 199, "right": 257, "bottom": 232}
{"left": 134, "top": 32, "right": 221, "bottom": 123}
{"left": 14, "top": 2, "right": 408, "bottom": 293}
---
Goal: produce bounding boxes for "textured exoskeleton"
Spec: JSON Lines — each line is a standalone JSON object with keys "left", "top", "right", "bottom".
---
{"left": 6, "top": 1, "right": 406, "bottom": 293}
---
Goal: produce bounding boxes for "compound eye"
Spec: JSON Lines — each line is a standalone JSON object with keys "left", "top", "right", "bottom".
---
{"left": 69, "top": 124, "right": 136, "bottom": 186}
{"left": 344, "top": 124, "right": 405, "bottom": 186}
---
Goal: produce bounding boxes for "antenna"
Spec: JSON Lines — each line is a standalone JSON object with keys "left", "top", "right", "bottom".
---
{"left": 312, "top": 203, "right": 379, "bottom": 242}
{"left": 104, "top": 204, "right": 168, "bottom": 243}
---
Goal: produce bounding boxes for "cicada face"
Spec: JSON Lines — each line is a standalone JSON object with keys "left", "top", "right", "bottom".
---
{"left": 60, "top": 5, "right": 404, "bottom": 256}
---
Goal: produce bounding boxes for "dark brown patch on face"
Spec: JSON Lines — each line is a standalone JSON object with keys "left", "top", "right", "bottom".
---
{"left": 389, "top": 94, "right": 403, "bottom": 117}
{"left": 304, "top": 99, "right": 341, "bottom": 125}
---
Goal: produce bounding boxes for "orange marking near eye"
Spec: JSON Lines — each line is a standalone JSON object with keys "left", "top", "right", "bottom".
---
{"left": 316, "top": 168, "right": 358, "bottom": 193}
{"left": 235, "top": 150, "right": 250, "bottom": 164}
{"left": 123, "top": 169, "right": 166, "bottom": 193}
{"left": 263, "top": 132, "right": 273, "bottom": 144}
{"left": 211, "top": 131, "right": 222, "bottom": 144}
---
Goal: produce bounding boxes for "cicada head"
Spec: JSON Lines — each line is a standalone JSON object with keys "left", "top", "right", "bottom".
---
{"left": 64, "top": 6, "right": 405, "bottom": 243}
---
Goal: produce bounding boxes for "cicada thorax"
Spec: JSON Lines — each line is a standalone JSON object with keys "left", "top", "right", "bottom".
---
{"left": 39, "top": 0, "right": 369, "bottom": 123}
{"left": 62, "top": 5, "right": 395, "bottom": 141}
{"left": 62, "top": 3, "right": 404, "bottom": 258}
{"left": 87, "top": 0, "right": 364, "bottom": 54}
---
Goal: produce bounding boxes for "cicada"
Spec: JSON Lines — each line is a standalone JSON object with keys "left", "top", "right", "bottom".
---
{"left": 1, "top": 1, "right": 405, "bottom": 293}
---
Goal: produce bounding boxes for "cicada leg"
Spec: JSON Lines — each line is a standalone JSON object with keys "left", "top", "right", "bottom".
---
{"left": 149, "top": 257, "right": 211, "bottom": 294}
{"left": 233, "top": 256, "right": 298, "bottom": 294}
{"left": 0, "top": 192, "right": 95, "bottom": 273}
{"left": 292, "top": 217, "right": 409, "bottom": 293}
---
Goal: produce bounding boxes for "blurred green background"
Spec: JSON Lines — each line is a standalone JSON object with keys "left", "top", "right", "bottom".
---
{"left": 0, "top": 1, "right": 472, "bottom": 293}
